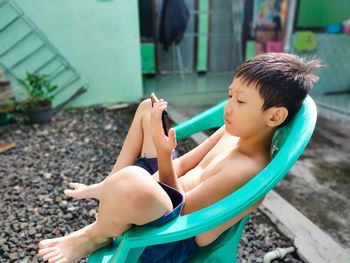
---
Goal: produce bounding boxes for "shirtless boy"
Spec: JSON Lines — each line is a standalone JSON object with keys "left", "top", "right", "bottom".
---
{"left": 38, "top": 53, "right": 320, "bottom": 263}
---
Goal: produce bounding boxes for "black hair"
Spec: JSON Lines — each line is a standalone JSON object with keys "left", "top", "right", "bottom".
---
{"left": 236, "top": 53, "right": 322, "bottom": 125}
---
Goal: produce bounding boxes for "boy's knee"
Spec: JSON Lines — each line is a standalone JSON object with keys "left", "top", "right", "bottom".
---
{"left": 138, "top": 98, "right": 152, "bottom": 111}
{"left": 104, "top": 166, "right": 149, "bottom": 193}
{"left": 134, "top": 99, "right": 152, "bottom": 120}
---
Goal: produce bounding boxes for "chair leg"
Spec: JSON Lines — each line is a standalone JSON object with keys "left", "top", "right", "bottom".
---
{"left": 110, "top": 240, "right": 145, "bottom": 263}
{"left": 125, "top": 247, "right": 145, "bottom": 263}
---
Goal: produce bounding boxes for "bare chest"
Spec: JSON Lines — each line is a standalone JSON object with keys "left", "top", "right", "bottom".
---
{"left": 180, "top": 134, "right": 238, "bottom": 191}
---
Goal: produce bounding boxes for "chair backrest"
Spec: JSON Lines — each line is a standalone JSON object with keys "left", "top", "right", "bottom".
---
{"left": 186, "top": 95, "right": 318, "bottom": 262}
{"left": 89, "top": 96, "right": 317, "bottom": 263}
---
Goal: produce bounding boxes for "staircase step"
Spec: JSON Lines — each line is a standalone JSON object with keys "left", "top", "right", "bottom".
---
{"left": 0, "top": 0, "right": 88, "bottom": 109}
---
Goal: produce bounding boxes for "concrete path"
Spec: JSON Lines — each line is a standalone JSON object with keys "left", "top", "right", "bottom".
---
{"left": 261, "top": 191, "right": 349, "bottom": 263}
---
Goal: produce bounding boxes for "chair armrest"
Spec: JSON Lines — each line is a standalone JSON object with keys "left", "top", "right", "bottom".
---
{"left": 174, "top": 100, "right": 226, "bottom": 140}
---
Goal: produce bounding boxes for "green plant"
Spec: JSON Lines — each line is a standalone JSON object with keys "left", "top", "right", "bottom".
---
{"left": 17, "top": 72, "right": 58, "bottom": 109}
{"left": 0, "top": 70, "right": 6, "bottom": 81}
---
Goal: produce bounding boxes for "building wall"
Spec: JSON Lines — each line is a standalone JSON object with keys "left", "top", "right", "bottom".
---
{"left": 16, "top": 0, "right": 142, "bottom": 106}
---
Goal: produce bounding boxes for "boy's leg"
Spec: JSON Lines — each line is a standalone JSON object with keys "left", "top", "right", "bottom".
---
{"left": 111, "top": 98, "right": 157, "bottom": 173}
{"left": 38, "top": 166, "right": 173, "bottom": 263}
{"left": 65, "top": 99, "right": 158, "bottom": 200}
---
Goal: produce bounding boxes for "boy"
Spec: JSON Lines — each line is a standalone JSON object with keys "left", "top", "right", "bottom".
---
{"left": 38, "top": 53, "right": 321, "bottom": 263}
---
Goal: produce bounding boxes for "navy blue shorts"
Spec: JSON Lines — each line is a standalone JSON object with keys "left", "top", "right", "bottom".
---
{"left": 135, "top": 155, "right": 199, "bottom": 263}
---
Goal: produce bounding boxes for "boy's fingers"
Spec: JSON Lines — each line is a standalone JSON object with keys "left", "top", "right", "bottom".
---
{"left": 168, "top": 128, "right": 174, "bottom": 138}
{"left": 169, "top": 128, "right": 177, "bottom": 144}
{"left": 154, "top": 101, "right": 167, "bottom": 108}
{"left": 171, "top": 128, "right": 176, "bottom": 140}
{"left": 152, "top": 105, "right": 165, "bottom": 123}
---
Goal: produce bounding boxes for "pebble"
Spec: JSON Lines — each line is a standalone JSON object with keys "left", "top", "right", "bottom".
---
{"left": 1, "top": 244, "right": 9, "bottom": 252}
{"left": 89, "top": 209, "right": 97, "bottom": 217}
{"left": 28, "top": 230, "right": 36, "bottom": 236}
{"left": 0, "top": 105, "right": 304, "bottom": 262}
{"left": 44, "top": 172, "right": 52, "bottom": 179}
{"left": 8, "top": 252, "right": 17, "bottom": 260}
{"left": 20, "top": 223, "right": 28, "bottom": 229}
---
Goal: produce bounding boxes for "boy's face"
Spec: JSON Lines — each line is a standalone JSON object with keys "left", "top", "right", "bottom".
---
{"left": 224, "top": 77, "right": 271, "bottom": 138}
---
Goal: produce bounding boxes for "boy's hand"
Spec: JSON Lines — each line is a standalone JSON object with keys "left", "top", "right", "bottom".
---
{"left": 151, "top": 100, "right": 177, "bottom": 155}
{"left": 64, "top": 182, "right": 89, "bottom": 199}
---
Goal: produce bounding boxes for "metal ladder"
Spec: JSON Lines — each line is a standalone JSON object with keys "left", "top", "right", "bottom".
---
{"left": 0, "top": 0, "right": 88, "bottom": 98}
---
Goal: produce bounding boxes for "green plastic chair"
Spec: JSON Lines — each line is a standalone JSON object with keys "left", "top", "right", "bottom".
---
{"left": 89, "top": 96, "right": 317, "bottom": 263}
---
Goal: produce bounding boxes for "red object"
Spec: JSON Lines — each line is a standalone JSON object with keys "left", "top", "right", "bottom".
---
{"left": 266, "top": 41, "right": 283, "bottom": 52}
{"left": 343, "top": 25, "right": 350, "bottom": 34}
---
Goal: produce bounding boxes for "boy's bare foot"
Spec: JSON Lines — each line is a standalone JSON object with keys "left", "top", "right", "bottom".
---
{"left": 64, "top": 182, "right": 102, "bottom": 200}
{"left": 38, "top": 224, "right": 111, "bottom": 263}
{"left": 64, "top": 183, "right": 89, "bottom": 199}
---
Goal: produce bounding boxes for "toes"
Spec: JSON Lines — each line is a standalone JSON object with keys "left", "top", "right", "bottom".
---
{"left": 55, "top": 258, "right": 69, "bottom": 263}
{"left": 48, "top": 253, "right": 64, "bottom": 263}
{"left": 39, "top": 239, "right": 58, "bottom": 249}
{"left": 43, "top": 250, "right": 59, "bottom": 261}
{"left": 68, "top": 183, "right": 77, "bottom": 189}
{"left": 64, "top": 189, "right": 73, "bottom": 196}
{"left": 38, "top": 247, "right": 55, "bottom": 256}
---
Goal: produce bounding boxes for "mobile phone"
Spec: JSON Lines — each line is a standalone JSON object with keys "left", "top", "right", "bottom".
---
{"left": 150, "top": 93, "right": 170, "bottom": 136}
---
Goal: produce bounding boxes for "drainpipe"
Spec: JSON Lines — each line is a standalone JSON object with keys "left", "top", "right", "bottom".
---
{"left": 263, "top": 247, "right": 295, "bottom": 263}
{"left": 283, "top": 0, "right": 297, "bottom": 53}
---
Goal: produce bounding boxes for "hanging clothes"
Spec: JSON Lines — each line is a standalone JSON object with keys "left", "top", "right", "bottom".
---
{"left": 159, "top": 0, "right": 189, "bottom": 51}
{"left": 138, "top": 0, "right": 154, "bottom": 41}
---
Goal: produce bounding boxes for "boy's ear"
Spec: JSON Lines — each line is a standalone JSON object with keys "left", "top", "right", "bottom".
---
{"left": 267, "top": 107, "right": 288, "bottom": 127}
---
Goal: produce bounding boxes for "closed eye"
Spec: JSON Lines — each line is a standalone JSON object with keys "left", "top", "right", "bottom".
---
{"left": 237, "top": 99, "right": 245, "bottom": 104}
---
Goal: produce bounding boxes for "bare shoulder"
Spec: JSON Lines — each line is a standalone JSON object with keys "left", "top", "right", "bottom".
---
{"left": 225, "top": 152, "right": 264, "bottom": 179}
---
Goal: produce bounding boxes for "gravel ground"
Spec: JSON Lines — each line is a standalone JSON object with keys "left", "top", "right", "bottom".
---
{"left": 0, "top": 106, "right": 303, "bottom": 262}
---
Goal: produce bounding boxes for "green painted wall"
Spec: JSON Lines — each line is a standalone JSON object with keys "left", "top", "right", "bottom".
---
{"left": 298, "top": 0, "right": 350, "bottom": 27}
{"left": 16, "top": 0, "right": 142, "bottom": 106}
{"left": 197, "top": 0, "right": 209, "bottom": 72}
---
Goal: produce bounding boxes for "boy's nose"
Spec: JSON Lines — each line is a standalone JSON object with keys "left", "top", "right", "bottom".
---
{"left": 224, "top": 103, "right": 233, "bottom": 115}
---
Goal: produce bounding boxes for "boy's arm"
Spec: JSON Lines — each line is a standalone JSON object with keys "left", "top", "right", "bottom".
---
{"left": 152, "top": 126, "right": 226, "bottom": 181}
{"left": 151, "top": 100, "right": 184, "bottom": 192}
{"left": 156, "top": 131, "right": 184, "bottom": 193}
{"left": 182, "top": 159, "right": 262, "bottom": 245}
{"left": 195, "top": 197, "right": 264, "bottom": 246}
{"left": 183, "top": 159, "right": 260, "bottom": 213}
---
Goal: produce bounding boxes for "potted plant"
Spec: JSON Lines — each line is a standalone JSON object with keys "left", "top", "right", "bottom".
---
{"left": 17, "top": 72, "right": 58, "bottom": 123}
{"left": 0, "top": 68, "right": 16, "bottom": 125}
